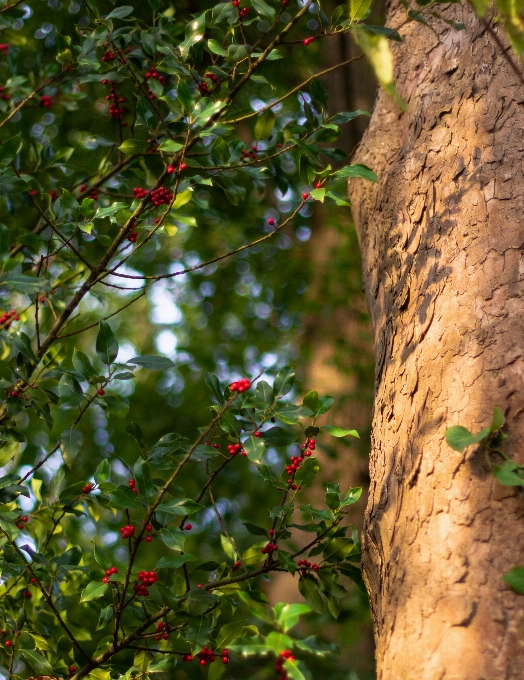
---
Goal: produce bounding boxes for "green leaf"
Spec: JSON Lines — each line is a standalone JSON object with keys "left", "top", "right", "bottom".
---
{"left": 160, "top": 527, "right": 186, "bottom": 551}
{"left": 156, "top": 554, "right": 198, "bottom": 569}
{"left": 0, "top": 174, "right": 28, "bottom": 193}
{"left": 492, "top": 461, "right": 524, "bottom": 487}
{"left": 339, "top": 564, "right": 366, "bottom": 592}
{"left": 273, "top": 366, "right": 295, "bottom": 400}
{"left": 96, "top": 321, "right": 119, "bottom": 365}
{"left": 94, "top": 458, "right": 111, "bottom": 484}
{"left": 490, "top": 406, "right": 505, "bottom": 432}
{"left": 267, "top": 631, "right": 294, "bottom": 653}
{"left": 317, "top": 395, "right": 334, "bottom": 415}
{"left": 103, "top": 395, "right": 129, "bottom": 418}
{"left": 157, "top": 497, "right": 203, "bottom": 515}
{"left": 277, "top": 404, "right": 313, "bottom": 425}
{"left": 80, "top": 581, "right": 108, "bottom": 602}
{"left": 158, "top": 140, "right": 184, "bottom": 153}
{"left": 332, "top": 163, "right": 377, "bottom": 182}
{"left": 303, "top": 391, "right": 319, "bottom": 413}
{"left": 186, "top": 615, "right": 212, "bottom": 653}
{"left": 311, "top": 79, "right": 328, "bottom": 107}
{"left": 321, "top": 425, "right": 359, "bottom": 438}
{"left": 108, "top": 488, "right": 144, "bottom": 510}
{"left": 105, "top": 5, "right": 134, "bottom": 19}
{"left": 350, "top": 0, "right": 372, "bottom": 22}
{"left": 215, "top": 621, "right": 245, "bottom": 648}
{"left": 340, "top": 486, "right": 362, "bottom": 507}
{"left": 331, "top": 109, "right": 370, "bottom": 124}
{"left": 262, "top": 427, "right": 298, "bottom": 447}
{"left": 323, "top": 537, "right": 354, "bottom": 563}
{"left": 244, "top": 435, "right": 265, "bottom": 463}
{"left": 284, "top": 659, "right": 307, "bottom": 680}
{"left": 298, "top": 574, "right": 324, "bottom": 614}
{"left": 13, "top": 332, "right": 38, "bottom": 363}
{"left": 503, "top": 566, "right": 524, "bottom": 594}
{"left": 205, "top": 372, "right": 224, "bottom": 404}
{"left": 97, "top": 605, "right": 114, "bottom": 630}
{"left": 277, "top": 603, "right": 311, "bottom": 632}
{"left": 0, "top": 441, "right": 19, "bottom": 467}
{"left": 278, "top": 550, "right": 297, "bottom": 575}
{"left": 60, "top": 427, "right": 83, "bottom": 469}
{"left": 445, "top": 425, "right": 489, "bottom": 452}
{"left": 94, "top": 544, "right": 111, "bottom": 570}
{"left": 20, "top": 650, "right": 54, "bottom": 676}
{"left": 208, "top": 39, "right": 228, "bottom": 56}
{"left": 73, "top": 349, "right": 97, "bottom": 381}
{"left": 252, "top": 0, "right": 275, "bottom": 18}
{"left": 254, "top": 110, "right": 275, "bottom": 141}
{"left": 3, "top": 270, "right": 50, "bottom": 294}
{"left": 126, "top": 421, "right": 145, "bottom": 449}
{"left": 0, "top": 133, "right": 22, "bottom": 166}
{"left": 127, "top": 355, "right": 174, "bottom": 370}
{"left": 243, "top": 521, "right": 268, "bottom": 536}
{"left": 295, "top": 457, "right": 320, "bottom": 488}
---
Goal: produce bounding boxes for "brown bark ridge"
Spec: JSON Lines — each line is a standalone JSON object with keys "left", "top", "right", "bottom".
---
{"left": 347, "top": 3, "right": 524, "bottom": 678}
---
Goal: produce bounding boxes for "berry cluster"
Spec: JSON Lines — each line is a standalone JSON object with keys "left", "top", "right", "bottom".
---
{"left": 102, "top": 81, "right": 126, "bottom": 122}
{"left": 1, "top": 309, "right": 18, "bottom": 329}
{"left": 145, "top": 66, "right": 165, "bottom": 85}
{"left": 145, "top": 522, "right": 153, "bottom": 542}
{"left": 229, "top": 378, "right": 250, "bottom": 393}
{"left": 120, "top": 523, "right": 135, "bottom": 539}
{"left": 133, "top": 570, "right": 158, "bottom": 596}
{"left": 82, "top": 482, "right": 93, "bottom": 494}
{"left": 241, "top": 145, "right": 258, "bottom": 160}
{"left": 261, "top": 541, "right": 278, "bottom": 555}
{"left": 133, "top": 187, "right": 149, "bottom": 200}
{"left": 301, "top": 437, "right": 316, "bottom": 455}
{"left": 102, "top": 566, "right": 118, "bottom": 583}
{"left": 79, "top": 184, "right": 99, "bottom": 200}
{"left": 204, "top": 72, "right": 219, "bottom": 84}
{"left": 40, "top": 95, "right": 53, "bottom": 107}
{"left": 151, "top": 186, "right": 173, "bottom": 207}
{"left": 16, "top": 515, "right": 28, "bottom": 530}
{"left": 0, "top": 85, "right": 11, "bottom": 101}
{"left": 197, "top": 80, "right": 209, "bottom": 96}
{"left": 296, "top": 559, "right": 319, "bottom": 575}
{"left": 231, "top": 560, "right": 242, "bottom": 571}
{"left": 101, "top": 50, "right": 115, "bottom": 62}
{"left": 303, "top": 36, "right": 316, "bottom": 46}
{"left": 154, "top": 621, "right": 172, "bottom": 640}
{"left": 227, "top": 443, "right": 246, "bottom": 456}
{"left": 276, "top": 649, "right": 295, "bottom": 679}
{"left": 129, "top": 478, "right": 138, "bottom": 494}
{"left": 194, "top": 646, "right": 230, "bottom": 666}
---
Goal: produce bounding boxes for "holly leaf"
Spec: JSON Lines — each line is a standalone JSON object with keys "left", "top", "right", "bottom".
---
{"left": 96, "top": 321, "right": 119, "bottom": 365}
{"left": 80, "top": 581, "right": 108, "bottom": 602}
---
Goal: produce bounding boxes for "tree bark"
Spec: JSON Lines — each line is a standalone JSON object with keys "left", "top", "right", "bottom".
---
{"left": 348, "top": 3, "right": 524, "bottom": 678}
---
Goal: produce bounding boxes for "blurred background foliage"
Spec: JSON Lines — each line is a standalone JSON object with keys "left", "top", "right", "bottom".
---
{"left": 0, "top": 0, "right": 379, "bottom": 677}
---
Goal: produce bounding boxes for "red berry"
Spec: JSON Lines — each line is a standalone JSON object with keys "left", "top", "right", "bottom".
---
{"left": 145, "top": 536, "right": 152, "bottom": 542}
{"left": 69, "top": 667, "right": 77, "bottom": 674}
{"left": 254, "top": 431, "right": 261, "bottom": 437}
{"left": 25, "top": 591, "right": 31, "bottom": 598}
{"left": 185, "top": 523, "right": 192, "bottom": 530}
{"left": 213, "top": 443, "right": 220, "bottom": 449}
{"left": 146, "top": 524, "right": 153, "bottom": 532}
{"left": 197, "top": 584, "right": 203, "bottom": 588}
{"left": 22, "top": 516, "right": 28, "bottom": 522}
{"left": 98, "top": 389, "right": 105, "bottom": 396}
{"left": 5, "top": 641, "right": 12, "bottom": 647}
{"left": 166, "top": 165, "right": 175, "bottom": 174}
{"left": 315, "top": 181, "right": 322, "bottom": 188}
{"left": 268, "top": 218, "right": 275, "bottom": 226}
{"left": 301, "top": 192, "right": 309, "bottom": 200}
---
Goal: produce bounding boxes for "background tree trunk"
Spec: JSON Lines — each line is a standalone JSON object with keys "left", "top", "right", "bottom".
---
{"left": 348, "top": 3, "right": 524, "bottom": 678}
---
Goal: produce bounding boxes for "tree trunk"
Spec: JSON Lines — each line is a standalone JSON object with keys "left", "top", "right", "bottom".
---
{"left": 348, "top": 3, "right": 524, "bottom": 678}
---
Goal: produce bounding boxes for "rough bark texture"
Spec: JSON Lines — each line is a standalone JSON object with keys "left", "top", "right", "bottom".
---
{"left": 348, "top": 3, "right": 524, "bottom": 678}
